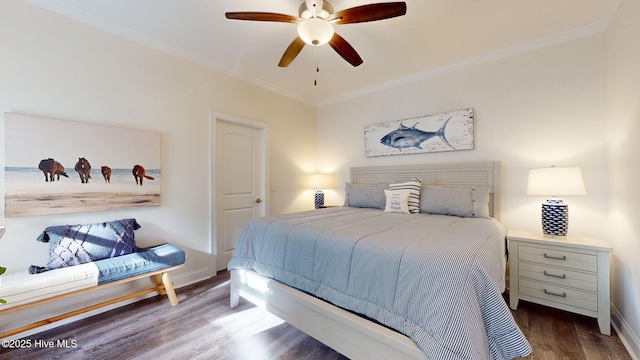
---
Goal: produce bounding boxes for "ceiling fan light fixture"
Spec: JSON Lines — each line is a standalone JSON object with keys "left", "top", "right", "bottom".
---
{"left": 297, "top": 18, "right": 334, "bottom": 46}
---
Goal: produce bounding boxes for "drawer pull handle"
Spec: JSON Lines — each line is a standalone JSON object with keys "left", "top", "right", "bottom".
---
{"left": 543, "top": 271, "right": 566, "bottom": 279}
{"left": 544, "top": 253, "right": 567, "bottom": 260}
{"left": 544, "top": 289, "right": 567, "bottom": 298}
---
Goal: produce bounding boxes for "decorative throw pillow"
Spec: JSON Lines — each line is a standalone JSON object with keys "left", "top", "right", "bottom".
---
{"left": 30, "top": 218, "right": 141, "bottom": 273}
{"left": 343, "top": 182, "right": 387, "bottom": 209}
{"left": 419, "top": 185, "right": 491, "bottom": 218}
{"left": 384, "top": 189, "right": 410, "bottom": 214}
{"left": 388, "top": 178, "right": 421, "bottom": 214}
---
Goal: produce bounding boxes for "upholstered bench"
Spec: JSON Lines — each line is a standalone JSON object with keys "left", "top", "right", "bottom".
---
{"left": 0, "top": 219, "right": 185, "bottom": 338}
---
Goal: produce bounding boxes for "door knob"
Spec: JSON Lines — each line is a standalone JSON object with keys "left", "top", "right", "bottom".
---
{"left": 255, "top": 198, "right": 262, "bottom": 203}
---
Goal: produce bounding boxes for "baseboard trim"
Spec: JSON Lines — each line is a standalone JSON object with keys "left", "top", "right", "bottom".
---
{"left": 172, "top": 266, "right": 216, "bottom": 288}
{"left": 612, "top": 304, "right": 640, "bottom": 360}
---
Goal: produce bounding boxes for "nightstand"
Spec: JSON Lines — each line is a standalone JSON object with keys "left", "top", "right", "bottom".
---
{"left": 507, "top": 230, "right": 613, "bottom": 335}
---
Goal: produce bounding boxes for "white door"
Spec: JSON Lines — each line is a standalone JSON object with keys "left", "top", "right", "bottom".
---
{"left": 214, "top": 118, "right": 266, "bottom": 271}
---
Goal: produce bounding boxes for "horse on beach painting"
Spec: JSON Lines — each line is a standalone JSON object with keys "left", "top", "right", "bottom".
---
{"left": 4, "top": 113, "right": 162, "bottom": 218}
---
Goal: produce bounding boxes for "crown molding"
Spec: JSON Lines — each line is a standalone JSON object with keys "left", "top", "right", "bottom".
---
{"left": 596, "top": 0, "right": 622, "bottom": 28}
{"left": 316, "top": 20, "right": 609, "bottom": 107}
{"left": 23, "top": 0, "right": 318, "bottom": 106}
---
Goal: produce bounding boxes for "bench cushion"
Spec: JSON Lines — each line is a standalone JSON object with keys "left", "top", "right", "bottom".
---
{"left": 0, "top": 244, "right": 185, "bottom": 310}
{"left": 96, "top": 244, "right": 185, "bottom": 285}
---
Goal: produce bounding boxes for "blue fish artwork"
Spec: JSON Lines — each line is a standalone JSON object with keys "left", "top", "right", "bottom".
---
{"left": 364, "top": 108, "right": 474, "bottom": 157}
{"left": 380, "top": 117, "right": 453, "bottom": 150}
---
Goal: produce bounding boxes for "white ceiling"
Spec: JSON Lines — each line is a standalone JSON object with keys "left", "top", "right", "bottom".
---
{"left": 25, "top": 0, "right": 620, "bottom": 106}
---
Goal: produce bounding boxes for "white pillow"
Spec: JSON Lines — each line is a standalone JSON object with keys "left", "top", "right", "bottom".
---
{"left": 384, "top": 189, "right": 411, "bottom": 214}
{"left": 389, "top": 178, "right": 421, "bottom": 214}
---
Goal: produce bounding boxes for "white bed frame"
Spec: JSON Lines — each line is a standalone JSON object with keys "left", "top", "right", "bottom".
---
{"left": 230, "top": 161, "right": 501, "bottom": 360}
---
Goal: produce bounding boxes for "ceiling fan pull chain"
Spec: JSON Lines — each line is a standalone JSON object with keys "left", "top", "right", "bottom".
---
{"left": 314, "top": 47, "right": 319, "bottom": 86}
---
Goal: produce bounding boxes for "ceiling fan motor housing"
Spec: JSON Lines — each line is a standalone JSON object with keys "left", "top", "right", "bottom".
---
{"left": 299, "top": 1, "right": 334, "bottom": 19}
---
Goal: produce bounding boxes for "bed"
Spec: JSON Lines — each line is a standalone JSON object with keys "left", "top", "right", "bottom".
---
{"left": 228, "top": 161, "right": 532, "bottom": 360}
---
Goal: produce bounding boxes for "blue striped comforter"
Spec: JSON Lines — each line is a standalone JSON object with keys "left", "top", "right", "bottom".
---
{"left": 228, "top": 207, "right": 531, "bottom": 359}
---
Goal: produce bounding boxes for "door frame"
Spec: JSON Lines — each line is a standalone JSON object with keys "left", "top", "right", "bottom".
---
{"left": 210, "top": 111, "right": 269, "bottom": 272}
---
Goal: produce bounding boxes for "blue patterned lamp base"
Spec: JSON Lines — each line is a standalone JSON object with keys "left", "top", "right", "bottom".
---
{"left": 541, "top": 198, "right": 568, "bottom": 238}
{"left": 315, "top": 191, "right": 325, "bottom": 209}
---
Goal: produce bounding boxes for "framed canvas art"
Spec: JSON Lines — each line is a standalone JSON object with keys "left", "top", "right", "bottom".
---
{"left": 364, "top": 108, "right": 474, "bottom": 157}
{"left": 4, "top": 113, "right": 161, "bottom": 217}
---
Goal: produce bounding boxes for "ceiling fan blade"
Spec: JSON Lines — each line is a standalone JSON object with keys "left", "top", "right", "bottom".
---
{"left": 279, "top": 37, "right": 306, "bottom": 67}
{"left": 328, "top": 33, "right": 363, "bottom": 67}
{"left": 329, "top": 2, "right": 407, "bottom": 24}
{"left": 225, "top": 12, "right": 300, "bottom": 23}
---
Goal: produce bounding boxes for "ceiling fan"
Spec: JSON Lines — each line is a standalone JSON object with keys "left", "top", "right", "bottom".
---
{"left": 225, "top": 1, "right": 407, "bottom": 68}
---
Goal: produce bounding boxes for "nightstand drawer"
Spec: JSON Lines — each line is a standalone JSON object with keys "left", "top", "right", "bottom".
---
{"left": 519, "top": 279, "right": 598, "bottom": 312}
{"left": 519, "top": 245, "right": 597, "bottom": 272}
{"left": 518, "top": 262, "right": 597, "bottom": 292}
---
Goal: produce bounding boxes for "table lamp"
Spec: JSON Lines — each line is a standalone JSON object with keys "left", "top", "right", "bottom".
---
{"left": 309, "top": 173, "right": 333, "bottom": 209}
{"left": 526, "top": 166, "right": 586, "bottom": 238}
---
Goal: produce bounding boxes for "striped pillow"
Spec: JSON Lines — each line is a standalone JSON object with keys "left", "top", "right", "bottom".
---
{"left": 389, "top": 178, "right": 421, "bottom": 214}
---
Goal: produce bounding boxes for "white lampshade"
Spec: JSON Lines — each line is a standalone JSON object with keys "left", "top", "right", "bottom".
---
{"left": 527, "top": 166, "right": 586, "bottom": 196}
{"left": 297, "top": 18, "right": 334, "bottom": 46}
{"left": 309, "top": 173, "right": 333, "bottom": 190}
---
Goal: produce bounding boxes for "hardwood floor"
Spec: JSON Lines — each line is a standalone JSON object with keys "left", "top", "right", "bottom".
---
{"left": 508, "top": 295, "right": 631, "bottom": 360}
{"left": 0, "top": 271, "right": 631, "bottom": 360}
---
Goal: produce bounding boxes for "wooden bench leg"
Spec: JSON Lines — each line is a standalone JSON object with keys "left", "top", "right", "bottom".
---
{"left": 152, "top": 274, "right": 168, "bottom": 295}
{"left": 162, "top": 272, "right": 179, "bottom": 306}
{"left": 151, "top": 272, "right": 179, "bottom": 306}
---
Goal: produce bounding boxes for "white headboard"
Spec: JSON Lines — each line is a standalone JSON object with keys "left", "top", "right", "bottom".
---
{"left": 350, "top": 161, "right": 501, "bottom": 219}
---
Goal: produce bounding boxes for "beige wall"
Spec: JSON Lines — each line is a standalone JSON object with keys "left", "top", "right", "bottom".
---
{"left": 0, "top": 0, "right": 316, "bottom": 334}
{"left": 605, "top": 0, "right": 640, "bottom": 356}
